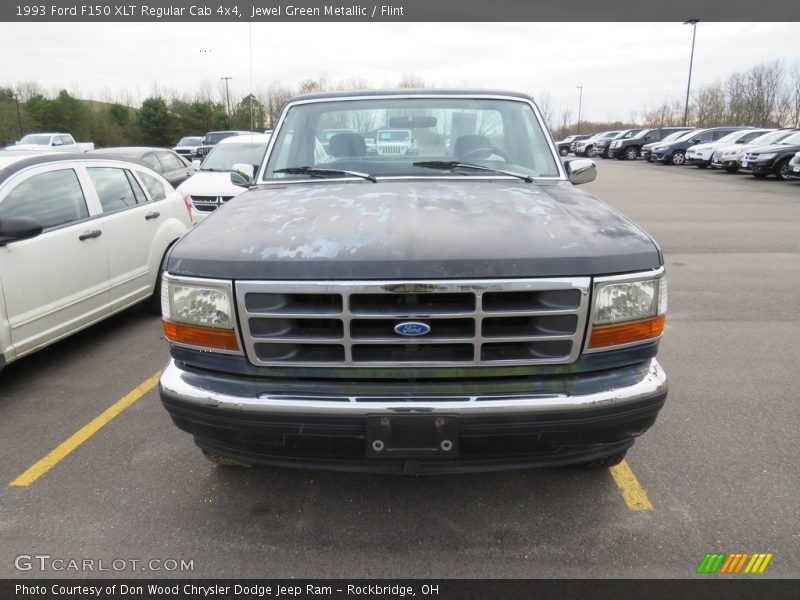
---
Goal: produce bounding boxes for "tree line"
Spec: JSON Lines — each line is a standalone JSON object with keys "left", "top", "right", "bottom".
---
{"left": 2, "top": 61, "right": 799, "bottom": 148}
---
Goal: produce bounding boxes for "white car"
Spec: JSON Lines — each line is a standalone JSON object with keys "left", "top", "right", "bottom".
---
{"left": 172, "top": 136, "right": 204, "bottom": 159}
{"left": 8, "top": 133, "right": 94, "bottom": 153}
{"left": 375, "top": 129, "right": 418, "bottom": 156}
{"left": 178, "top": 133, "right": 271, "bottom": 222}
{"left": 0, "top": 152, "right": 192, "bottom": 372}
{"left": 685, "top": 129, "right": 771, "bottom": 168}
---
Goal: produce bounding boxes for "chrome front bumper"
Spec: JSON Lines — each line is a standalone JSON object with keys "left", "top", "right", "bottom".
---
{"left": 159, "top": 357, "right": 668, "bottom": 416}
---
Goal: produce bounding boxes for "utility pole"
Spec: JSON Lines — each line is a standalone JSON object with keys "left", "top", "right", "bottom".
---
{"left": 220, "top": 76, "right": 233, "bottom": 117}
{"left": 576, "top": 86, "right": 583, "bottom": 134}
{"left": 683, "top": 19, "right": 699, "bottom": 126}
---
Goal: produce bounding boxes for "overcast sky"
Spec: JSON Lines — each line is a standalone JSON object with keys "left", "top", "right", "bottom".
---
{"left": 2, "top": 22, "right": 798, "bottom": 123}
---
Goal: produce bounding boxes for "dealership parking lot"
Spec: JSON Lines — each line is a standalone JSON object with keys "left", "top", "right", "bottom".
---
{"left": 1, "top": 160, "right": 798, "bottom": 579}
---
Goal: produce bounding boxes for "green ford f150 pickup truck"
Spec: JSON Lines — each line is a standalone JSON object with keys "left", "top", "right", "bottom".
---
{"left": 158, "top": 89, "right": 668, "bottom": 474}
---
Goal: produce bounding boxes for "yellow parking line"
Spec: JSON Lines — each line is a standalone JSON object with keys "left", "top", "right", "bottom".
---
{"left": 9, "top": 371, "right": 160, "bottom": 487}
{"left": 609, "top": 459, "right": 653, "bottom": 511}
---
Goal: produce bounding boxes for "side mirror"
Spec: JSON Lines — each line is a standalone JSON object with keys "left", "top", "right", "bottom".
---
{"left": 230, "top": 163, "right": 255, "bottom": 188}
{"left": 192, "top": 159, "right": 202, "bottom": 169}
{"left": 0, "top": 216, "right": 44, "bottom": 245}
{"left": 565, "top": 158, "right": 596, "bottom": 185}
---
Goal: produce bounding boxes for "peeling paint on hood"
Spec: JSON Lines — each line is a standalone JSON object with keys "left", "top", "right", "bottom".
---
{"left": 169, "top": 180, "right": 661, "bottom": 280}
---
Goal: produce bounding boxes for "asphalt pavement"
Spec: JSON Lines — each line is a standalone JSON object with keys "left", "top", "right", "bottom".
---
{"left": 1, "top": 159, "right": 798, "bottom": 578}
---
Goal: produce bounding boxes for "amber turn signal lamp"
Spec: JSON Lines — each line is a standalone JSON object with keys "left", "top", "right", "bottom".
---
{"left": 163, "top": 320, "right": 240, "bottom": 351}
{"left": 588, "top": 315, "right": 666, "bottom": 349}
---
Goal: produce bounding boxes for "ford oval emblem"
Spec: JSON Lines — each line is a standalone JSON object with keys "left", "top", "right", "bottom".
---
{"left": 394, "top": 322, "right": 431, "bottom": 337}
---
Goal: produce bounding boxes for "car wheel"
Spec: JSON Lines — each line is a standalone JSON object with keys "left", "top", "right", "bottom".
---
{"left": 624, "top": 146, "right": 639, "bottom": 160}
{"left": 724, "top": 165, "right": 738, "bottom": 173}
{"left": 697, "top": 162, "right": 708, "bottom": 169}
{"left": 753, "top": 172, "right": 768, "bottom": 179}
{"left": 201, "top": 449, "right": 252, "bottom": 468}
{"left": 559, "top": 147, "right": 569, "bottom": 157}
{"left": 776, "top": 158, "right": 791, "bottom": 181}
{"left": 580, "top": 450, "right": 628, "bottom": 469}
{"left": 670, "top": 151, "right": 686, "bottom": 166}
{"left": 586, "top": 146, "right": 596, "bottom": 157}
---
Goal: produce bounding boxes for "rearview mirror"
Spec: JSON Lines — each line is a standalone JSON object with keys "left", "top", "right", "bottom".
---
{"left": 388, "top": 116, "right": 437, "bottom": 129}
{"left": 0, "top": 216, "right": 43, "bottom": 245}
{"left": 565, "top": 159, "right": 596, "bottom": 185}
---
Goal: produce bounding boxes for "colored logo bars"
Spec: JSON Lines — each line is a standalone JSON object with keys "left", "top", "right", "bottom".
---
{"left": 696, "top": 552, "right": 773, "bottom": 574}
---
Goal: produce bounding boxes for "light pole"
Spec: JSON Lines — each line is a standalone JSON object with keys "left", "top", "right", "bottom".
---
{"left": 576, "top": 85, "right": 583, "bottom": 134}
{"left": 683, "top": 19, "right": 699, "bottom": 126}
{"left": 220, "top": 76, "right": 233, "bottom": 117}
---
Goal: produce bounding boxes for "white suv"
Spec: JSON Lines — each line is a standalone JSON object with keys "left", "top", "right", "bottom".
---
{"left": 178, "top": 133, "right": 271, "bottom": 222}
{"left": 375, "top": 129, "right": 418, "bottom": 156}
{"left": 0, "top": 152, "right": 192, "bottom": 372}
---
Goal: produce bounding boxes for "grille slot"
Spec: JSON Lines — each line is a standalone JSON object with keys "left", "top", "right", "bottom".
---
{"left": 482, "top": 315, "right": 578, "bottom": 338}
{"left": 350, "top": 292, "right": 474, "bottom": 315}
{"left": 483, "top": 289, "right": 581, "bottom": 312}
{"left": 249, "top": 318, "right": 344, "bottom": 340}
{"left": 236, "top": 279, "right": 590, "bottom": 367}
{"left": 254, "top": 343, "right": 345, "bottom": 363}
{"left": 481, "top": 341, "right": 573, "bottom": 362}
{"left": 245, "top": 293, "right": 342, "bottom": 314}
{"left": 352, "top": 344, "right": 473, "bottom": 363}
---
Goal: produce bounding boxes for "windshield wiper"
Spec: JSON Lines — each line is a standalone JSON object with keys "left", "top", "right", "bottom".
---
{"left": 412, "top": 161, "right": 535, "bottom": 183}
{"left": 274, "top": 166, "right": 377, "bottom": 182}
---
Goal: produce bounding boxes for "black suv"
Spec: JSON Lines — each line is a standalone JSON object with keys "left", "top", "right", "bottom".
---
{"left": 594, "top": 129, "right": 643, "bottom": 159}
{"left": 193, "top": 130, "right": 253, "bottom": 161}
{"left": 609, "top": 127, "right": 694, "bottom": 160}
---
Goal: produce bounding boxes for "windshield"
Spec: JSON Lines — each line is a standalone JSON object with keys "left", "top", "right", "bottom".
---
{"left": 204, "top": 132, "right": 237, "bottom": 145}
{"left": 378, "top": 130, "right": 411, "bottom": 142}
{"left": 600, "top": 131, "right": 622, "bottom": 139}
{"left": 714, "top": 130, "right": 751, "bottom": 145}
{"left": 263, "top": 96, "right": 560, "bottom": 180}
{"left": 177, "top": 137, "right": 203, "bottom": 146}
{"left": 673, "top": 130, "right": 701, "bottom": 142}
{"left": 778, "top": 132, "right": 800, "bottom": 145}
{"left": 748, "top": 130, "right": 793, "bottom": 145}
{"left": 201, "top": 143, "right": 268, "bottom": 171}
{"left": 19, "top": 134, "right": 52, "bottom": 145}
{"left": 659, "top": 131, "right": 689, "bottom": 143}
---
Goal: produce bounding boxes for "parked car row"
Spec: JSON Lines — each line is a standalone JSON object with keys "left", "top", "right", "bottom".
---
{"left": 561, "top": 125, "right": 800, "bottom": 182}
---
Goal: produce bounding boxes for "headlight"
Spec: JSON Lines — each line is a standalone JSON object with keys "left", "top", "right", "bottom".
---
{"left": 587, "top": 273, "right": 667, "bottom": 351}
{"left": 161, "top": 276, "right": 240, "bottom": 352}
{"left": 758, "top": 153, "right": 777, "bottom": 160}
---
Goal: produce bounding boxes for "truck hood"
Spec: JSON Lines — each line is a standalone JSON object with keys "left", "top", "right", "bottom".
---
{"left": 167, "top": 180, "right": 662, "bottom": 280}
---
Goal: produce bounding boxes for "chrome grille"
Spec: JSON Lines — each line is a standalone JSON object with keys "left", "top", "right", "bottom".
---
{"left": 236, "top": 279, "right": 590, "bottom": 367}
{"left": 190, "top": 195, "right": 234, "bottom": 212}
{"left": 377, "top": 144, "right": 409, "bottom": 156}
{"left": 744, "top": 152, "right": 758, "bottom": 161}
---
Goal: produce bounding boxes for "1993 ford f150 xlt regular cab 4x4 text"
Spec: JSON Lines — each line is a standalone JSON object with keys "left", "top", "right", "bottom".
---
{"left": 158, "top": 90, "right": 668, "bottom": 474}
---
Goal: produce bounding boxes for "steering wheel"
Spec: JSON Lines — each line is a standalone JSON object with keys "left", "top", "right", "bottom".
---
{"left": 459, "top": 146, "right": 512, "bottom": 162}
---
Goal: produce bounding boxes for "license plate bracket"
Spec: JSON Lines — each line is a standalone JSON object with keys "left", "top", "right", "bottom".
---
{"left": 365, "top": 415, "right": 459, "bottom": 458}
